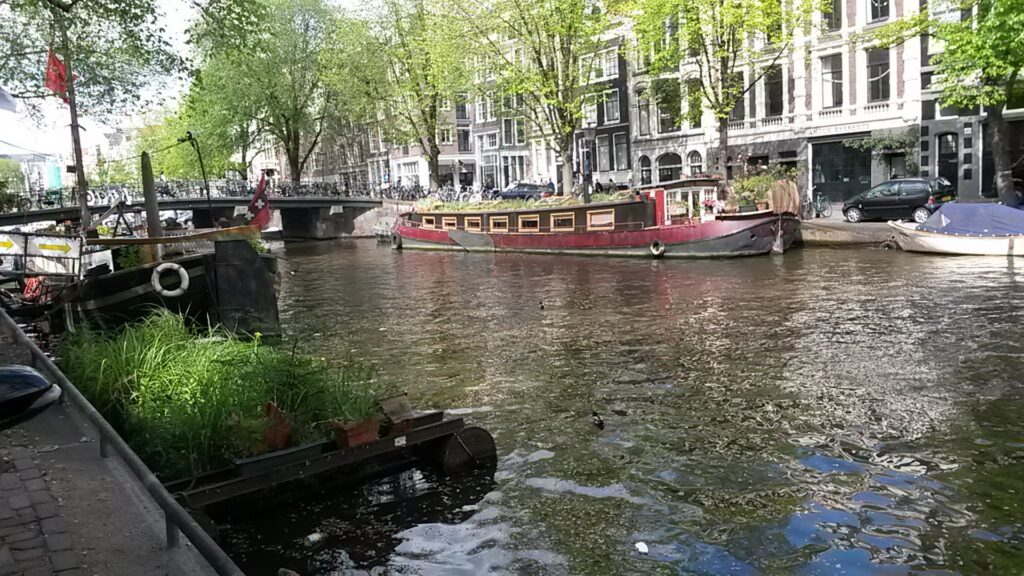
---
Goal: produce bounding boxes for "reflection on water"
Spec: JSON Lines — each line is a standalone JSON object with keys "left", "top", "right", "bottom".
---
{"left": 222, "top": 241, "right": 1024, "bottom": 575}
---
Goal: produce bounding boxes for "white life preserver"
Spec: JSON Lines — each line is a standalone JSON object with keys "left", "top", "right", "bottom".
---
{"left": 650, "top": 240, "right": 666, "bottom": 258}
{"left": 151, "top": 262, "right": 189, "bottom": 298}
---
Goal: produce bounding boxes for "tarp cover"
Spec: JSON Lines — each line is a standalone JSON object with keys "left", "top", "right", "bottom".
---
{"left": 918, "top": 203, "right": 1024, "bottom": 236}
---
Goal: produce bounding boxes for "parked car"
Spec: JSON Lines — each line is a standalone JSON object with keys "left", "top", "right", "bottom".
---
{"left": 0, "top": 366, "right": 61, "bottom": 431}
{"left": 499, "top": 182, "right": 552, "bottom": 201}
{"left": 843, "top": 177, "right": 956, "bottom": 224}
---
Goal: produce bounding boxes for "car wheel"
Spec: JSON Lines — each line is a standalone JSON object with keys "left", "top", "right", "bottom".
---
{"left": 912, "top": 207, "right": 930, "bottom": 224}
{"left": 845, "top": 207, "right": 863, "bottom": 223}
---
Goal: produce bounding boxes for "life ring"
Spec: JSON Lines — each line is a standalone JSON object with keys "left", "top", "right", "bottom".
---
{"left": 151, "top": 262, "right": 189, "bottom": 298}
{"left": 650, "top": 240, "right": 666, "bottom": 258}
{"left": 390, "top": 233, "right": 402, "bottom": 250}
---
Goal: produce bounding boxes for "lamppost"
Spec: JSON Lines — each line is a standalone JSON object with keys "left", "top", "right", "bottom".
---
{"left": 581, "top": 126, "right": 596, "bottom": 204}
{"left": 180, "top": 131, "right": 213, "bottom": 218}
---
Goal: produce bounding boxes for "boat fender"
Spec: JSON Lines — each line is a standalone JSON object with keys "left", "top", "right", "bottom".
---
{"left": 649, "top": 240, "right": 666, "bottom": 258}
{"left": 391, "top": 233, "right": 402, "bottom": 250}
{"left": 151, "top": 262, "right": 189, "bottom": 298}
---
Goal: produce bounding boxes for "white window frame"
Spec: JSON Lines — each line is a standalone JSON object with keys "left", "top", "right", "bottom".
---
{"left": 484, "top": 132, "right": 499, "bottom": 150}
{"left": 596, "top": 135, "right": 611, "bottom": 172}
{"left": 613, "top": 133, "right": 628, "bottom": 171}
{"left": 821, "top": 54, "right": 843, "bottom": 109}
{"left": 584, "top": 101, "right": 598, "bottom": 127}
{"left": 503, "top": 118, "right": 518, "bottom": 145}
{"left": 604, "top": 89, "right": 620, "bottom": 124}
{"left": 486, "top": 95, "right": 497, "bottom": 121}
{"left": 439, "top": 127, "right": 453, "bottom": 145}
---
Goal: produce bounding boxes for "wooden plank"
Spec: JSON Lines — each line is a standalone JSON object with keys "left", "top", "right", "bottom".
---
{"left": 86, "top": 225, "right": 259, "bottom": 246}
{"left": 179, "top": 418, "right": 465, "bottom": 508}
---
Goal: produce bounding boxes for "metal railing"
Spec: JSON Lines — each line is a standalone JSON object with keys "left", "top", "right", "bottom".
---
{"left": 0, "top": 308, "right": 244, "bottom": 576}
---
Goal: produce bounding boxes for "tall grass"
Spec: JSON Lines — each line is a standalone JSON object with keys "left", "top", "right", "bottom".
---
{"left": 60, "top": 311, "right": 382, "bottom": 480}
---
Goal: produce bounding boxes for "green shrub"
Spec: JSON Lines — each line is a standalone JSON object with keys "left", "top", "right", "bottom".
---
{"left": 60, "top": 311, "right": 383, "bottom": 479}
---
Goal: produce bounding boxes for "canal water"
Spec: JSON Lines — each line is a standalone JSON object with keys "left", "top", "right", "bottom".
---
{"left": 221, "top": 240, "right": 1024, "bottom": 575}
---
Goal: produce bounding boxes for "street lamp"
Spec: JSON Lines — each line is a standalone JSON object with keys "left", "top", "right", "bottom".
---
{"left": 581, "top": 126, "right": 595, "bottom": 204}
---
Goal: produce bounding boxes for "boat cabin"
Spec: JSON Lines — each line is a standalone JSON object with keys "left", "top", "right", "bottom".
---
{"left": 406, "top": 198, "right": 656, "bottom": 234}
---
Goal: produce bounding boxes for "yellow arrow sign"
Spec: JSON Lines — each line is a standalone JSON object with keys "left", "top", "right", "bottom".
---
{"left": 0, "top": 238, "right": 12, "bottom": 250}
{"left": 37, "top": 243, "right": 72, "bottom": 254}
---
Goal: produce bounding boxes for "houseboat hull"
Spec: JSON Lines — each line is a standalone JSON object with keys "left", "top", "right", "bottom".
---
{"left": 395, "top": 213, "right": 799, "bottom": 258}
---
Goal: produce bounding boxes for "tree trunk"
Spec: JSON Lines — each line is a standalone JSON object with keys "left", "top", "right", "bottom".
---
{"left": 62, "top": 29, "right": 89, "bottom": 228}
{"left": 287, "top": 129, "right": 301, "bottom": 183}
{"left": 558, "top": 133, "right": 575, "bottom": 196}
{"left": 987, "top": 105, "right": 1018, "bottom": 206}
{"left": 425, "top": 138, "right": 441, "bottom": 191}
{"left": 717, "top": 116, "right": 729, "bottom": 180}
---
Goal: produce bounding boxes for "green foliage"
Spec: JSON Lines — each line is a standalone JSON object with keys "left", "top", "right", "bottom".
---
{"left": 842, "top": 128, "right": 919, "bottom": 175}
{"left": 0, "top": 0, "right": 181, "bottom": 118}
{"left": 60, "top": 311, "right": 383, "bottom": 479}
{"left": 652, "top": 78, "right": 682, "bottom": 127}
{"left": 733, "top": 166, "right": 794, "bottom": 204}
{"left": 247, "top": 237, "right": 269, "bottom": 254}
{"left": 0, "top": 159, "right": 25, "bottom": 194}
{"left": 89, "top": 157, "right": 138, "bottom": 186}
{"left": 113, "top": 245, "right": 142, "bottom": 270}
{"left": 451, "top": 0, "right": 607, "bottom": 194}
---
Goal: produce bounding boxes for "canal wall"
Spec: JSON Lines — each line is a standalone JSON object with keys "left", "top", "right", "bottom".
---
{"left": 798, "top": 221, "right": 893, "bottom": 246}
{"left": 279, "top": 200, "right": 413, "bottom": 240}
{"left": 0, "top": 315, "right": 228, "bottom": 575}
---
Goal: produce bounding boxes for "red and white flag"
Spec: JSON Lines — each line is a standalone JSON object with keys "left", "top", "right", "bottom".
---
{"left": 44, "top": 49, "right": 69, "bottom": 104}
{"left": 245, "top": 173, "right": 271, "bottom": 229}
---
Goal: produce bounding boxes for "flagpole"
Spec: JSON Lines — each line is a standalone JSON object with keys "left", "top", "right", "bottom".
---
{"left": 61, "top": 23, "right": 90, "bottom": 229}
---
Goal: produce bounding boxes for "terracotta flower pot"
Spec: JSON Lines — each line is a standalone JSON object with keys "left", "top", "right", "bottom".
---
{"left": 756, "top": 202, "right": 769, "bottom": 211}
{"left": 330, "top": 418, "right": 380, "bottom": 449}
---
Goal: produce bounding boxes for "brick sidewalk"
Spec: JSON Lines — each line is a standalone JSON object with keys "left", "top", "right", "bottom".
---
{"left": 0, "top": 446, "right": 85, "bottom": 576}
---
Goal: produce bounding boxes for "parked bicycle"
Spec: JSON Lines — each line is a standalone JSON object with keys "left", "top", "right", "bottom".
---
{"left": 802, "top": 187, "right": 832, "bottom": 219}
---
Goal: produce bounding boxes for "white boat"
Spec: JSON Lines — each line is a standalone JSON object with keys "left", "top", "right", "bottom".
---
{"left": 888, "top": 203, "right": 1024, "bottom": 256}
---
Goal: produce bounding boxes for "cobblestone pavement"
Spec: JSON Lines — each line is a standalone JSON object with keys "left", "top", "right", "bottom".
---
{"left": 0, "top": 446, "right": 86, "bottom": 576}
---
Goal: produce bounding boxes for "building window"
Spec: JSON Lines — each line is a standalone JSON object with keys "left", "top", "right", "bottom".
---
{"left": 603, "top": 50, "right": 617, "bottom": 78}
{"left": 518, "top": 214, "right": 540, "bottom": 232}
{"left": 822, "top": 54, "right": 843, "bottom": 108}
{"left": 485, "top": 133, "right": 498, "bottom": 149}
{"left": 638, "top": 90, "right": 651, "bottom": 136}
{"left": 728, "top": 73, "right": 745, "bottom": 121}
{"left": 502, "top": 155, "right": 526, "bottom": 187}
{"left": 867, "top": 49, "right": 890, "bottom": 102}
{"left": 477, "top": 98, "right": 487, "bottom": 122}
{"left": 869, "top": 0, "right": 889, "bottom": 21}
{"left": 639, "top": 156, "right": 652, "bottom": 185}
{"left": 440, "top": 98, "right": 452, "bottom": 110}
{"left": 657, "top": 152, "right": 683, "bottom": 182}
{"left": 442, "top": 216, "right": 458, "bottom": 230}
{"left": 489, "top": 215, "right": 508, "bottom": 232}
{"left": 516, "top": 117, "right": 526, "bottom": 144}
{"left": 686, "top": 78, "right": 702, "bottom": 127}
{"left": 551, "top": 212, "right": 575, "bottom": 232}
{"left": 613, "top": 133, "right": 628, "bottom": 171}
{"left": 765, "top": 65, "right": 783, "bottom": 117}
{"left": 456, "top": 94, "right": 470, "bottom": 120}
{"left": 503, "top": 119, "right": 517, "bottom": 145}
{"left": 604, "top": 90, "right": 620, "bottom": 124}
{"left": 465, "top": 216, "right": 482, "bottom": 231}
{"left": 587, "top": 209, "right": 616, "bottom": 230}
{"left": 422, "top": 216, "right": 435, "bottom": 228}
{"left": 458, "top": 129, "right": 471, "bottom": 152}
{"left": 824, "top": 0, "right": 842, "bottom": 30}
{"left": 482, "top": 153, "right": 498, "bottom": 188}
{"left": 659, "top": 104, "right": 678, "bottom": 133}
{"left": 439, "top": 128, "right": 453, "bottom": 145}
{"left": 597, "top": 135, "right": 611, "bottom": 172}
{"left": 687, "top": 151, "right": 703, "bottom": 176}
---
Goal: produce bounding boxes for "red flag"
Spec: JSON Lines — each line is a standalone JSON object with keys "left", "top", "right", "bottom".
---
{"left": 245, "top": 174, "right": 271, "bottom": 229}
{"left": 44, "top": 50, "right": 69, "bottom": 103}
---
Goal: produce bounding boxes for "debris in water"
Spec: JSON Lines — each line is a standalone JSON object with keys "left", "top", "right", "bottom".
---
{"left": 591, "top": 411, "right": 605, "bottom": 430}
{"left": 303, "top": 532, "right": 325, "bottom": 547}
{"left": 635, "top": 541, "right": 649, "bottom": 554}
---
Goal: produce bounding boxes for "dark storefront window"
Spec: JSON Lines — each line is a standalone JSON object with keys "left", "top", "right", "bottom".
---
{"left": 981, "top": 120, "right": 1024, "bottom": 198}
{"left": 765, "top": 65, "right": 783, "bottom": 117}
{"left": 812, "top": 141, "right": 872, "bottom": 202}
{"left": 657, "top": 152, "right": 683, "bottom": 182}
{"left": 640, "top": 156, "right": 652, "bottom": 185}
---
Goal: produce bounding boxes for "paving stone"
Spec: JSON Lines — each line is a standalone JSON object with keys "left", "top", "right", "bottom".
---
{"left": 32, "top": 503, "right": 58, "bottom": 520}
{"left": 0, "top": 517, "right": 24, "bottom": 530}
{"left": 11, "top": 461, "right": 32, "bottom": 473}
{"left": 2, "top": 532, "right": 35, "bottom": 545}
{"left": 26, "top": 492, "right": 51, "bottom": 506}
{"left": 6, "top": 496, "right": 29, "bottom": 512}
{"left": 16, "top": 469, "right": 40, "bottom": 481}
{"left": 15, "top": 508, "right": 36, "bottom": 522}
{"left": 0, "top": 476, "right": 17, "bottom": 492}
{"left": 22, "top": 479, "right": 45, "bottom": 492}
{"left": 6, "top": 449, "right": 29, "bottom": 461}
{"left": 43, "top": 534, "right": 71, "bottom": 553}
{"left": 9, "top": 537, "right": 42, "bottom": 551}
{"left": 22, "top": 566, "right": 52, "bottom": 576}
{"left": 47, "top": 551, "right": 78, "bottom": 572}
{"left": 11, "top": 546, "right": 43, "bottom": 561}
{"left": 38, "top": 518, "right": 65, "bottom": 535}
{"left": 0, "top": 547, "right": 11, "bottom": 567}
{"left": 0, "top": 504, "right": 12, "bottom": 521}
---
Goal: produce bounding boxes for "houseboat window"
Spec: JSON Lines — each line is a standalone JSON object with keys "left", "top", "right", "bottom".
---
{"left": 587, "top": 209, "right": 615, "bottom": 230}
{"left": 551, "top": 212, "right": 575, "bottom": 232}
{"left": 518, "top": 215, "right": 541, "bottom": 232}
{"left": 465, "top": 216, "right": 482, "bottom": 231}
{"left": 422, "top": 216, "right": 436, "bottom": 228}
{"left": 489, "top": 216, "right": 509, "bottom": 232}
{"left": 442, "top": 216, "right": 458, "bottom": 230}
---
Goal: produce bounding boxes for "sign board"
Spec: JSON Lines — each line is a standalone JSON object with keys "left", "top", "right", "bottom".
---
{"left": 24, "top": 234, "right": 81, "bottom": 276}
{"left": 0, "top": 233, "right": 25, "bottom": 273}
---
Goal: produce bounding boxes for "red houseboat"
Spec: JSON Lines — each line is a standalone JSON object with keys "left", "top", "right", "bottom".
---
{"left": 392, "top": 180, "right": 800, "bottom": 258}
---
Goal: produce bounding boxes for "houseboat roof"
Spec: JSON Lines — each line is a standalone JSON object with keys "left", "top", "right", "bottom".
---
{"left": 412, "top": 198, "right": 647, "bottom": 216}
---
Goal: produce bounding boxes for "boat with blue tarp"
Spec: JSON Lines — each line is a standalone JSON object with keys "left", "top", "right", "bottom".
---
{"left": 888, "top": 202, "right": 1024, "bottom": 255}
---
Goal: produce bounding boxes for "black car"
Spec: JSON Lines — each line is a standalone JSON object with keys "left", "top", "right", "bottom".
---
{"left": 499, "top": 182, "right": 552, "bottom": 201}
{"left": 843, "top": 177, "right": 956, "bottom": 224}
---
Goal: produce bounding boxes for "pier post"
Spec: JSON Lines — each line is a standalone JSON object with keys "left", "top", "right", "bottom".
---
{"left": 141, "top": 152, "right": 162, "bottom": 261}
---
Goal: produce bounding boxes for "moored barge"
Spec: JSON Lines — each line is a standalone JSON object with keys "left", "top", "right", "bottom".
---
{"left": 393, "top": 183, "right": 800, "bottom": 258}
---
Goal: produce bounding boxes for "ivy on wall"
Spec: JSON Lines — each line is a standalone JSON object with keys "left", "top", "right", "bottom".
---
{"left": 843, "top": 128, "right": 920, "bottom": 175}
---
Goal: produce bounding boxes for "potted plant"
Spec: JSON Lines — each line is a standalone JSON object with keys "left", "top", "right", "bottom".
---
{"left": 326, "top": 384, "right": 381, "bottom": 449}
